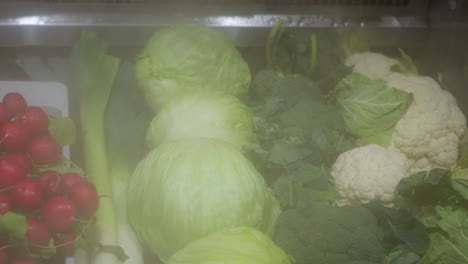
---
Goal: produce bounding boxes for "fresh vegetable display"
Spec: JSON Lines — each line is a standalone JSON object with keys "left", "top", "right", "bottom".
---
{"left": 13, "top": 20, "right": 468, "bottom": 264}
{"left": 0, "top": 92, "right": 98, "bottom": 263}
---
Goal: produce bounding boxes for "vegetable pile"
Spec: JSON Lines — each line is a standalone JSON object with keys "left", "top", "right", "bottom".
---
{"left": 14, "top": 21, "right": 468, "bottom": 264}
{"left": 0, "top": 92, "right": 98, "bottom": 264}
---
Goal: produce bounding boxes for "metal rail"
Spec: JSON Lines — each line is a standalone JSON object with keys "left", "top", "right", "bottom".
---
{"left": 0, "top": 3, "right": 429, "bottom": 47}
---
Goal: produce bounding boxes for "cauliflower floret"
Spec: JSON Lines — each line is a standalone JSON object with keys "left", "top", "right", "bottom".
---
{"left": 384, "top": 73, "right": 467, "bottom": 173}
{"left": 331, "top": 144, "right": 411, "bottom": 206}
{"left": 345, "top": 51, "right": 398, "bottom": 80}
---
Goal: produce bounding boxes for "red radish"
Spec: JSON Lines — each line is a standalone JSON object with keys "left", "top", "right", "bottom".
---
{"left": 0, "top": 156, "right": 27, "bottom": 189}
{"left": 11, "top": 179, "right": 43, "bottom": 211}
{"left": 61, "top": 172, "right": 83, "bottom": 191}
{"left": 0, "top": 120, "right": 30, "bottom": 152}
{"left": 2, "top": 93, "right": 27, "bottom": 116}
{"left": 26, "top": 218, "right": 51, "bottom": 251}
{"left": 0, "top": 247, "right": 7, "bottom": 264}
{"left": 41, "top": 196, "right": 76, "bottom": 233}
{"left": 20, "top": 107, "right": 49, "bottom": 135}
{"left": 37, "top": 170, "right": 64, "bottom": 197}
{"left": 8, "top": 256, "right": 38, "bottom": 264}
{"left": 0, "top": 194, "right": 13, "bottom": 214}
{"left": 0, "top": 103, "right": 9, "bottom": 126}
{"left": 26, "top": 135, "right": 62, "bottom": 166}
{"left": 3, "top": 153, "right": 31, "bottom": 173}
{"left": 54, "top": 230, "right": 76, "bottom": 256}
{"left": 69, "top": 182, "right": 99, "bottom": 217}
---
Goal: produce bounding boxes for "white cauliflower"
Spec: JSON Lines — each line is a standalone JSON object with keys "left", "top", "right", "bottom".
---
{"left": 345, "top": 51, "right": 398, "bottom": 80}
{"left": 346, "top": 52, "right": 468, "bottom": 173}
{"left": 330, "top": 144, "right": 411, "bottom": 206}
{"left": 384, "top": 73, "right": 467, "bottom": 173}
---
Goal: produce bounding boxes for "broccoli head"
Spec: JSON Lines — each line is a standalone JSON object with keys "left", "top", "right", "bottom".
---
{"left": 274, "top": 205, "right": 385, "bottom": 264}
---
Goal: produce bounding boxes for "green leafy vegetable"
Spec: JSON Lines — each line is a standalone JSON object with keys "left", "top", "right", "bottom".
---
{"left": 249, "top": 70, "right": 355, "bottom": 186}
{"left": 166, "top": 227, "right": 293, "bottom": 264}
{"left": 395, "top": 169, "right": 458, "bottom": 208}
{"left": 136, "top": 25, "right": 251, "bottom": 111}
{"left": 395, "top": 169, "right": 468, "bottom": 264}
{"left": 274, "top": 205, "right": 386, "bottom": 264}
{"left": 266, "top": 21, "right": 350, "bottom": 84}
{"left": 265, "top": 21, "right": 369, "bottom": 91}
{"left": 0, "top": 212, "right": 56, "bottom": 260}
{"left": 364, "top": 202, "right": 429, "bottom": 264}
{"left": 335, "top": 73, "right": 413, "bottom": 146}
{"left": 127, "top": 138, "right": 281, "bottom": 262}
{"left": 272, "top": 164, "right": 336, "bottom": 208}
{"left": 146, "top": 91, "right": 256, "bottom": 150}
{"left": 73, "top": 30, "right": 121, "bottom": 264}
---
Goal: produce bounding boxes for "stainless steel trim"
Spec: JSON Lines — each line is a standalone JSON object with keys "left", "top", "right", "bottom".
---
{"left": 0, "top": 3, "right": 429, "bottom": 47}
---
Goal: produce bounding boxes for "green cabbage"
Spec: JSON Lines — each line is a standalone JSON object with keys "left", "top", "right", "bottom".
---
{"left": 166, "top": 227, "right": 293, "bottom": 264}
{"left": 146, "top": 91, "right": 257, "bottom": 150}
{"left": 136, "top": 25, "right": 251, "bottom": 111}
{"left": 127, "top": 138, "right": 281, "bottom": 261}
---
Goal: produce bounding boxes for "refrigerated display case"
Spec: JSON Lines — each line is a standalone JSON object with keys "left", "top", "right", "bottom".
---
{"left": 1, "top": 1, "right": 468, "bottom": 264}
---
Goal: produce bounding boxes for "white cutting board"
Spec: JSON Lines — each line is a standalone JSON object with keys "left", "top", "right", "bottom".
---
{"left": 0, "top": 81, "right": 70, "bottom": 158}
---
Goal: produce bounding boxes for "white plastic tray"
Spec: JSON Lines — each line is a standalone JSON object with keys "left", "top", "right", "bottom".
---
{"left": 0, "top": 81, "right": 70, "bottom": 158}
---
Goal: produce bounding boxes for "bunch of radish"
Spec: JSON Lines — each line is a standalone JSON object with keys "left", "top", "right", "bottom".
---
{"left": 0, "top": 93, "right": 99, "bottom": 264}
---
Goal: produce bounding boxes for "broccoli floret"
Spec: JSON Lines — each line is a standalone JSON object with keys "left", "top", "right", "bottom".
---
{"left": 274, "top": 205, "right": 386, "bottom": 264}
{"left": 250, "top": 70, "right": 323, "bottom": 111}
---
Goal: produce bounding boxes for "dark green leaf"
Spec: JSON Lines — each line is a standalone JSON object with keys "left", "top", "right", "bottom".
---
{"left": 394, "top": 169, "right": 455, "bottom": 208}
{"left": 365, "top": 202, "right": 429, "bottom": 255}
{"left": 265, "top": 20, "right": 353, "bottom": 92}
{"left": 273, "top": 163, "right": 336, "bottom": 209}
{"left": 97, "top": 244, "right": 129, "bottom": 262}
{"left": 269, "top": 139, "right": 313, "bottom": 166}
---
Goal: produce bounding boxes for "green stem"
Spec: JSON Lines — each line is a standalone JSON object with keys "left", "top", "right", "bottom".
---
{"left": 82, "top": 124, "right": 119, "bottom": 264}
{"left": 308, "top": 33, "right": 317, "bottom": 75}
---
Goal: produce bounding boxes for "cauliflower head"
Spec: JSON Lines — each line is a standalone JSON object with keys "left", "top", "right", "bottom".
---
{"left": 345, "top": 51, "right": 398, "bottom": 80}
{"left": 331, "top": 144, "right": 411, "bottom": 206}
{"left": 345, "top": 51, "right": 468, "bottom": 173}
{"left": 384, "top": 73, "right": 467, "bottom": 173}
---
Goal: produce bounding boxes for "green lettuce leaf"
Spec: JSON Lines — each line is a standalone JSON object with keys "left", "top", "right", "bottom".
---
{"left": 335, "top": 73, "right": 413, "bottom": 147}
